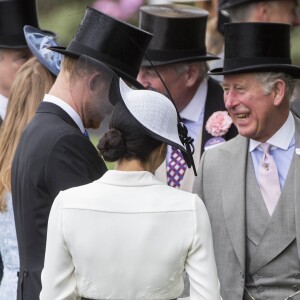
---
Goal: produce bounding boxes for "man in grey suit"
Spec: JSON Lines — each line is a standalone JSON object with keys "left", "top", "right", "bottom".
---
{"left": 193, "top": 22, "right": 300, "bottom": 300}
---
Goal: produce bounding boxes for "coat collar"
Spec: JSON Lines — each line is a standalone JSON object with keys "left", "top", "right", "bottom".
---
{"left": 220, "top": 135, "right": 248, "bottom": 272}
{"left": 99, "top": 170, "right": 165, "bottom": 187}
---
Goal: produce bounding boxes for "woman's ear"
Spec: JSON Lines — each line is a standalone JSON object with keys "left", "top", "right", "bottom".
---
{"left": 159, "top": 143, "right": 167, "bottom": 157}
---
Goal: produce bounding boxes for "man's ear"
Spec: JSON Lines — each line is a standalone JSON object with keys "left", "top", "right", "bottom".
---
{"left": 186, "top": 63, "right": 201, "bottom": 87}
{"left": 273, "top": 79, "right": 286, "bottom": 106}
{"left": 88, "top": 73, "right": 102, "bottom": 91}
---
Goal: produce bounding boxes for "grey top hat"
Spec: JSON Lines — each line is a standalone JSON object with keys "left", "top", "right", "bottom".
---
{"left": 139, "top": 4, "right": 218, "bottom": 67}
{"left": 209, "top": 22, "right": 300, "bottom": 78}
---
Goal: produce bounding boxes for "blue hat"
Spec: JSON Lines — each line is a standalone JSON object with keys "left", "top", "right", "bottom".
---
{"left": 24, "top": 25, "right": 62, "bottom": 76}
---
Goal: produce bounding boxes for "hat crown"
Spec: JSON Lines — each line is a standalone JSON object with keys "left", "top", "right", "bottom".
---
{"left": 139, "top": 4, "right": 217, "bottom": 66}
{"left": 0, "top": 0, "right": 39, "bottom": 48}
{"left": 209, "top": 22, "right": 300, "bottom": 78}
{"left": 224, "top": 22, "right": 291, "bottom": 61}
{"left": 57, "top": 7, "right": 152, "bottom": 87}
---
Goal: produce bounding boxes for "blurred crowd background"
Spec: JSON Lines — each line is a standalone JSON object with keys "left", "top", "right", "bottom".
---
{"left": 37, "top": 0, "right": 300, "bottom": 66}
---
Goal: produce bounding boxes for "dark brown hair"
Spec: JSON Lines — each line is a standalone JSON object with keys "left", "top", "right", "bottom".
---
{"left": 97, "top": 102, "right": 162, "bottom": 162}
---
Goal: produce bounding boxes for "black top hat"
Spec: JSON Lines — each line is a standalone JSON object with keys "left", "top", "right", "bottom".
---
{"left": 139, "top": 4, "right": 218, "bottom": 67}
{"left": 50, "top": 7, "right": 153, "bottom": 88}
{"left": 220, "top": 0, "right": 276, "bottom": 9}
{"left": 209, "top": 22, "right": 300, "bottom": 78}
{"left": 0, "top": 0, "right": 39, "bottom": 48}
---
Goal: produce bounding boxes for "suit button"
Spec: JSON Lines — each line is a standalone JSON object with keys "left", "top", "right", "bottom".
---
{"left": 258, "top": 286, "right": 264, "bottom": 292}
{"left": 292, "top": 284, "right": 299, "bottom": 291}
{"left": 253, "top": 274, "right": 259, "bottom": 281}
{"left": 295, "top": 274, "right": 300, "bottom": 279}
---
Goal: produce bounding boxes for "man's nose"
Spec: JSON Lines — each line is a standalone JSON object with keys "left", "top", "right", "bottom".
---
{"left": 224, "top": 91, "right": 238, "bottom": 109}
{"left": 137, "top": 71, "right": 148, "bottom": 88}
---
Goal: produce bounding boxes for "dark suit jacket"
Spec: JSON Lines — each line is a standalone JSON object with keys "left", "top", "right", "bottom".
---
{"left": 11, "top": 102, "right": 107, "bottom": 300}
{"left": 200, "top": 77, "right": 238, "bottom": 154}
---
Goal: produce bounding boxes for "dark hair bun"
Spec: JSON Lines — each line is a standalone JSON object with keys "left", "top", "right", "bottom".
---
{"left": 97, "top": 129, "right": 126, "bottom": 162}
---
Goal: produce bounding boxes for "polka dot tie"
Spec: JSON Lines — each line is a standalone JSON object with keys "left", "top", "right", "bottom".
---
{"left": 167, "top": 146, "right": 187, "bottom": 188}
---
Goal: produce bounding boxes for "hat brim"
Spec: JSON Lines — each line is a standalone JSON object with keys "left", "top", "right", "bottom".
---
{"left": 49, "top": 46, "right": 144, "bottom": 89}
{"left": 24, "top": 25, "right": 61, "bottom": 76}
{"left": 220, "top": 0, "right": 273, "bottom": 9}
{"left": 209, "top": 64, "right": 300, "bottom": 78}
{"left": 142, "top": 54, "right": 219, "bottom": 67}
{"left": 118, "top": 78, "right": 187, "bottom": 154}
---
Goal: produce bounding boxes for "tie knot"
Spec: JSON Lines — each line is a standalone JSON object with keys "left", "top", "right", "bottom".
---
{"left": 260, "top": 142, "right": 271, "bottom": 154}
{"left": 83, "top": 129, "right": 89, "bottom": 139}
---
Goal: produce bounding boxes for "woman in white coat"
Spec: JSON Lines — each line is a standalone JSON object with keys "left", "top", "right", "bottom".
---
{"left": 40, "top": 78, "right": 221, "bottom": 300}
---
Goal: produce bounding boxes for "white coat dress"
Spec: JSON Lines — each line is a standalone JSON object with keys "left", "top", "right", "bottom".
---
{"left": 40, "top": 170, "right": 221, "bottom": 300}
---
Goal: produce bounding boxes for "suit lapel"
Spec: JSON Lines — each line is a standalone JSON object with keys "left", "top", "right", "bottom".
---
{"left": 37, "top": 102, "right": 81, "bottom": 131}
{"left": 249, "top": 115, "right": 300, "bottom": 273}
{"left": 221, "top": 135, "right": 247, "bottom": 272}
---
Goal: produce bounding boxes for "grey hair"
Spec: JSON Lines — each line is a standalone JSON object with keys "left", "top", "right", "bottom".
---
{"left": 226, "top": 2, "right": 258, "bottom": 22}
{"left": 255, "top": 72, "right": 296, "bottom": 101}
{"left": 171, "top": 61, "right": 209, "bottom": 82}
{"left": 0, "top": 49, "right": 4, "bottom": 61}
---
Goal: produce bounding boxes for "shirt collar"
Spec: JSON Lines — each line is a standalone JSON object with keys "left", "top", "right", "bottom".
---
{"left": 0, "top": 94, "right": 8, "bottom": 120}
{"left": 43, "top": 94, "right": 85, "bottom": 134}
{"left": 180, "top": 77, "right": 208, "bottom": 123}
{"left": 249, "top": 111, "right": 295, "bottom": 152}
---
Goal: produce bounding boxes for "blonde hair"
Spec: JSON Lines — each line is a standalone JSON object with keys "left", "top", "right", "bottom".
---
{"left": 0, "top": 57, "right": 55, "bottom": 212}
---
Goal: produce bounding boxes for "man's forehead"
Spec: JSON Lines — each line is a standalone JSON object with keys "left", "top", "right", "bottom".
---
{"left": 222, "top": 73, "right": 256, "bottom": 85}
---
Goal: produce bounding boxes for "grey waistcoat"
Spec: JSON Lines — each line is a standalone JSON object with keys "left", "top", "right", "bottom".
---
{"left": 244, "top": 154, "right": 300, "bottom": 300}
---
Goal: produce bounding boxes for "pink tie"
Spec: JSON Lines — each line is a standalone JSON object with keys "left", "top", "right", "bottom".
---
{"left": 258, "top": 143, "right": 281, "bottom": 215}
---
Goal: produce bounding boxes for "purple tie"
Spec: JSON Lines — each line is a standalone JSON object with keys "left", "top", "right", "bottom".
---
{"left": 258, "top": 143, "right": 281, "bottom": 215}
{"left": 167, "top": 146, "right": 187, "bottom": 188}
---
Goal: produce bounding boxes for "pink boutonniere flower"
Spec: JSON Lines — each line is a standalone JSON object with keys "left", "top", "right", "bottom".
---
{"left": 205, "top": 111, "right": 233, "bottom": 137}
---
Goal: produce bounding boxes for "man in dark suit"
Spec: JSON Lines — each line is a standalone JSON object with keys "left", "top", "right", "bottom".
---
{"left": 11, "top": 7, "right": 152, "bottom": 300}
{"left": 137, "top": 4, "right": 237, "bottom": 193}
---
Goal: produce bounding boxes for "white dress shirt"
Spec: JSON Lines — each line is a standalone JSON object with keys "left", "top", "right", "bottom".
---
{"left": 166, "top": 78, "right": 208, "bottom": 162}
{"left": 249, "top": 112, "right": 295, "bottom": 189}
{"left": 40, "top": 170, "right": 221, "bottom": 300}
{"left": 43, "top": 94, "right": 85, "bottom": 134}
{"left": 0, "top": 94, "right": 8, "bottom": 121}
